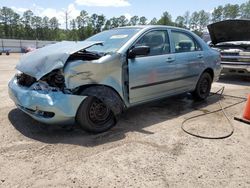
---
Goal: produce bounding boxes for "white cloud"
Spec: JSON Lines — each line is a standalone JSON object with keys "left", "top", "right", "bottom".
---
{"left": 66, "top": 3, "right": 81, "bottom": 20}
{"left": 124, "top": 13, "right": 132, "bottom": 20}
{"left": 11, "top": 7, "right": 28, "bottom": 13}
{"left": 11, "top": 2, "right": 131, "bottom": 29}
{"left": 39, "top": 4, "right": 80, "bottom": 27}
{"left": 12, "top": 3, "right": 81, "bottom": 29}
{"left": 75, "top": 0, "right": 130, "bottom": 7}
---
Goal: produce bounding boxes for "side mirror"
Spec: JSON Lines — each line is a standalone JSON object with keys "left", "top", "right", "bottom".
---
{"left": 128, "top": 46, "right": 150, "bottom": 58}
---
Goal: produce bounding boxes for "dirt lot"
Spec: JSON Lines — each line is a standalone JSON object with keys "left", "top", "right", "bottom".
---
{"left": 0, "top": 53, "right": 250, "bottom": 188}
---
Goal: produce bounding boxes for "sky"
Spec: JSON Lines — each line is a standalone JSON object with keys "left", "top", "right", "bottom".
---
{"left": 0, "top": 0, "right": 248, "bottom": 28}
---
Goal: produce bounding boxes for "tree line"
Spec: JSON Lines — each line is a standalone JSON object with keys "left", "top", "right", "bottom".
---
{"left": 0, "top": 1, "right": 250, "bottom": 41}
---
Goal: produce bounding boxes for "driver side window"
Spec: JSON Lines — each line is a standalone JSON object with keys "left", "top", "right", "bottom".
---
{"left": 135, "top": 30, "right": 170, "bottom": 56}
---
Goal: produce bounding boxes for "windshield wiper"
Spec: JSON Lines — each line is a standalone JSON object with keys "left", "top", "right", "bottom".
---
{"left": 86, "top": 42, "right": 104, "bottom": 49}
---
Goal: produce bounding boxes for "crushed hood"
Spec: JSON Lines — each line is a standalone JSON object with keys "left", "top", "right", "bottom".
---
{"left": 16, "top": 41, "right": 102, "bottom": 80}
{"left": 207, "top": 20, "right": 250, "bottom": 45}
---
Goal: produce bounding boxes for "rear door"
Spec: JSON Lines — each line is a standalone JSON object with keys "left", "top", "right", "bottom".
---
{"left": 170, "top": 30, "right": 204, "bottom": 91}
{"left": 128, "top": 29, "right": 177, "bottom": 104}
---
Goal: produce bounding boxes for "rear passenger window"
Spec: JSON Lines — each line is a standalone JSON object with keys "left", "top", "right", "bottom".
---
{"left": 172, "top": 31, "right": 201, "bottom": 53}
{"left": 135, "top": 30, "right": 170, "bottom": 56}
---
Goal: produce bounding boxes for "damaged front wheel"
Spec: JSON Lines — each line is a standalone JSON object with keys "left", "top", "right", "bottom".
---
{"left": 76, "top": 96, "right": 116, "bottom": 133}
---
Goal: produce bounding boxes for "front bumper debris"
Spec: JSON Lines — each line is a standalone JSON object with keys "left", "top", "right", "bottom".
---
{"left": 8, "top": 77, "right": 86, "bottom": 124}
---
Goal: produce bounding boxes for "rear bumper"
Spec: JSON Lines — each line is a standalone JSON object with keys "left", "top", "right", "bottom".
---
{"left": 8, "top": 77, "right": 86, "bottom": 125}
{"left": 221, "top": 62, "right": 250, "bottom": 75}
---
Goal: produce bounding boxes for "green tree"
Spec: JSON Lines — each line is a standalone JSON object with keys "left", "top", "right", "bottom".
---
{"left": 223, "top": 4, "right": 240, "bottom": 19}
{"left": 190, "top": 10, "right": 210, "bottom": 35}
{"left": 49, "top": 17, "right": 59, "bottom": 40}
{"left": 76, "top": 10, "right": 89, "bottom": 39}
{"left": 10, "top": 12, "right": 21, "bottom": 38}
{"left": 129, "top": 16, "right": 139, "bottom": 25}
{"left": 109, "top": 17, "right": 119, "bottom": 28}
{"left": 89, "top": 14, "right": 105, "bottom": 33}
{"left": 22, "top": 10, "right": 34, "bottom": 39}
{"left": 0, "top": 2, "right": 248, "bottom": 41}
{"left": 69, "top": 19, "right": 78, "bottom": 41}
{"left": 240, "top": 0, "right": 250, "bottom": 19}
{"left": 76, "top": 10, "right": 88, "bottom": 28}
{"left": 183, "top": 11, "right": 190, "bottom": 29}
{"left": 149, "top": 17, "right": 158, "bottom": 25}
{"left": 198, "top": 10, "right": 210, "bottom": 32}
{"left": 49, "top": 17, "right": 59, "bottom": 29}
{"left": 175, "top": 16, "right": 185, "bottom": 28}
{"left": 190, "top": 11, "right": 200, "bottom": 31}
{"left": 157, "top": 11, "right": 173, "bottom": 25}
{"left": 31, "top": 16, "right": 42, "bottom": 39}
{"left": 41, "top": 16, "right": 49, "bottom": 40}
{"left": 0, "top": 7, "right": 18, "bottom": 38}
{"left": 96, "top": 15, "right": 106, "bottom": 33}
{"left": 117, "top": 15, "right": 128, "bottom": 26}
{"left": 139, "top": 16, "right": 147, "bottom": 25}
{"left": 104, "top": 19, "right": 112, "bottom": 30}
{"left": 212, "top": 6, "right": 224, "bottom": 23}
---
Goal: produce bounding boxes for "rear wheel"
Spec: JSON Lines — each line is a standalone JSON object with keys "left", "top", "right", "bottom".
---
{"left": 192, "top": 72, "right": 212, "bottom": 101}
{"left": 76, "top": 96, "right": 116, "bottom": 133}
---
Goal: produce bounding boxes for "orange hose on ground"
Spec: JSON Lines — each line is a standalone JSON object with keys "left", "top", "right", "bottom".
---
{"left": 243, "top": 94, "right": 250, "bottom": 121}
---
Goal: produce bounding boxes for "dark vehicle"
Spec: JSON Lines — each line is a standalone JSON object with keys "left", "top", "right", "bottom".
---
{"left": 0, "top": 49, "right": 10, "bottom": 55}
{"left": 208, "top": 20, "right": 250, "bottom": 76}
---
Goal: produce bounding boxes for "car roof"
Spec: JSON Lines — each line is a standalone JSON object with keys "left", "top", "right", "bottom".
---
{"left": 115, "top": 25, "right": 190, "bottom": 32}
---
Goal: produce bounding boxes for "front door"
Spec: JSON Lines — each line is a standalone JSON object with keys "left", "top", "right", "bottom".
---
{"left": 128, "top": 30, "right": 177, "bottom": 104}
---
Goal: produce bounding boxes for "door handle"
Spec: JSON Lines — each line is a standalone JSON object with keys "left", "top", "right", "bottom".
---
{"left": 166, "top": 57, "right": 175, "bottom": 63}
{"left": 197, "top": 54, "right": 204, "bottom": 58}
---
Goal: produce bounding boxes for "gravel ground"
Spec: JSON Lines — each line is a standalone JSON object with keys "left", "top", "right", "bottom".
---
{"left": 0, "top": 53, "right": 250, "bottom": 188}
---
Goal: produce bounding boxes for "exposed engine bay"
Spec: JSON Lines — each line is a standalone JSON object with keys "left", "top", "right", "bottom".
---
{"left": 214, "top": 42, "right": 250, "bottom": 64}
{"left": 67, "top": 50, "right": 103, "bottom": 61}
{"left": 16, "top": 73, "right": 36, "bottom": 87}
{"left": 16, "top": 70, "right": 65, "bottom": 91}
{"left": 215, "top": 42, "right": 250, "bottom": 51}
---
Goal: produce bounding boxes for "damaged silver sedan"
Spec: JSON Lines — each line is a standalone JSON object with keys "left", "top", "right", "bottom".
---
{"left": 8, "top": 26, "right": 221, "bottom": 133}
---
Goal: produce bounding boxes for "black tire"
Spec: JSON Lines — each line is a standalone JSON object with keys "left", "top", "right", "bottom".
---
{"left": 192, "top": 72, "right": 212, "bottom": 101}
{"left": 6, "top": 52, "right": 10, "bottom": 55}
{"left": 76, "top": 96, "right": 116, "bottom": 133}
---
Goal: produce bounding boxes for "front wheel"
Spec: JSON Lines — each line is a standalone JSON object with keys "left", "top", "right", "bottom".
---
{"left": 192, "top": 72, "right": 212, "bottom": 101}
{"left": 76, "top": 96, "right": 116, "bottom": 133}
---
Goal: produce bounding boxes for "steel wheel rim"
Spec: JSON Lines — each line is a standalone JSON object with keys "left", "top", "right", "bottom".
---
{"left": 88, "top": 98, "right": 112, "bottom": 126}
{"left": 200, "top": 78, "right": 209, "bottom": 96}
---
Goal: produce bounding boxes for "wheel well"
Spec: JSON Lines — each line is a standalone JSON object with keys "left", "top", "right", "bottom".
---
{"left": 75, "top": 84, "right": 102, "bottom": 94}
{"left": 75, "top": 84, "right": 126, "bottom": 117}
{"left": 203, "top": 68, "right": 214, "bottom": 80}
{"left": 75, "top": 84, "right": 123, "bottom": 99}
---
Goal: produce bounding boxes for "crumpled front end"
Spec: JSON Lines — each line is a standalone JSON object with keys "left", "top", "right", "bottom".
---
{"left": 9, "top": 40, "right": 125, "bottom": 125}
{"left": 8, "top": 76, "right": 86, "bottom": 124}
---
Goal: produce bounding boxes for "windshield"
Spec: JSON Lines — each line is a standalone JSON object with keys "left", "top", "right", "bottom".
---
{"left": 85, "top": 28, "right": 141, "bottom": 53}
